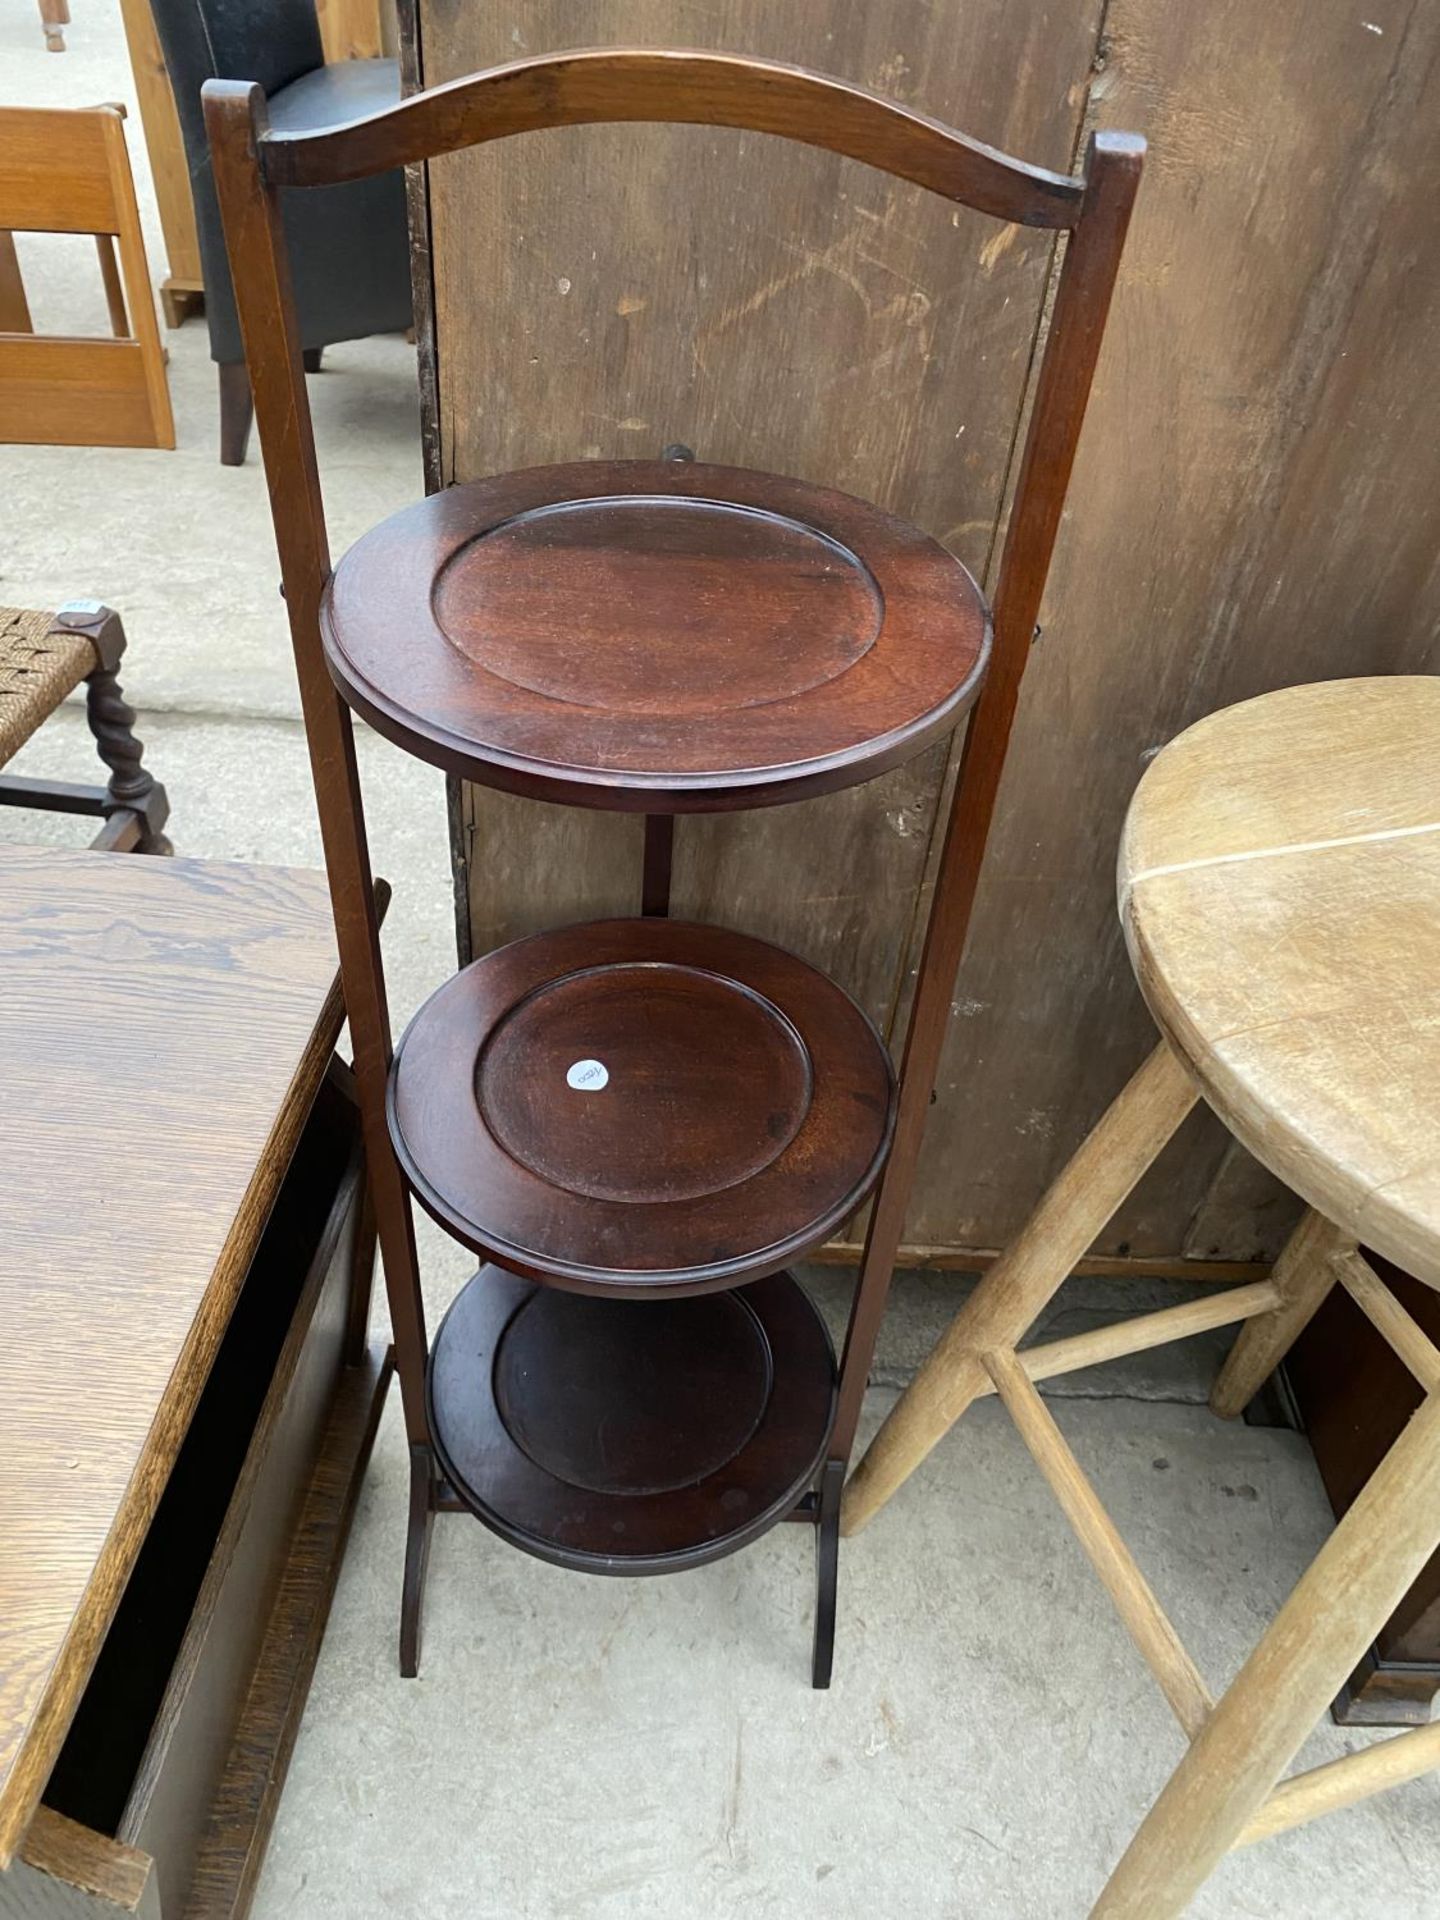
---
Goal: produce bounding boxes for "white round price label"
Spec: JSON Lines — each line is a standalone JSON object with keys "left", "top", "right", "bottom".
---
{"left": 566, "top": 1058, "right": 609, "bottom": 1092}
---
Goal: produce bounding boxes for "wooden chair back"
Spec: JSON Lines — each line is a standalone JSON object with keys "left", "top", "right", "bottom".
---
{"left": 0, "top": 104, "right": 174, "bottom": 449}
{"left": 204, "top": 50, "right": 1143, "bottom": 1464}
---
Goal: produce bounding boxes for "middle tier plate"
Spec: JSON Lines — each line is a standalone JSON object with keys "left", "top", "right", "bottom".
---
{"left": 388, "top": 917, "right": 896, "bottom": 1295}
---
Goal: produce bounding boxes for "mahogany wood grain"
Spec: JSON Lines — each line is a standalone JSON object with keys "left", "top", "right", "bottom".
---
{"left": 323, "top": 459, "right": 989, "bottom": 809}
{"left": 388, "top": 917, "right": 895, "bottom": 1293}
{"left": 205, "top": 51, "right": 1141, "bottom": 1673}
{"left": 259, "top": 46, "right": 1085, "bottom": 228}
{"left": 0, "top": 845, "right": 342, "bottom": 1871}
{"left": 428, "top": 1266, "right": 835, "bottom": 1572}
{"left": 203, "top": 81, "right": 432, "bottom": 1481}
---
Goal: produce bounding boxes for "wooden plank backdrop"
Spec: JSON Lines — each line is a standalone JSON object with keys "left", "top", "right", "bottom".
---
{"left": 408, "top": 0, "right": 1440, "bottom": 1265}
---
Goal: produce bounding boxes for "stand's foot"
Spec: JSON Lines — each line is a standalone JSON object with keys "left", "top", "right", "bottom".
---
{"left": 811, "top": 1459, "right": 844, "bottom": 1689}
{"left": 400, "top": 1443, "right": 435, "bottom": 1678}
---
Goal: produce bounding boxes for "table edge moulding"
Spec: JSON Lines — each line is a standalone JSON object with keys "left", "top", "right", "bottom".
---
{"left": 203, "top": 45, "right": 1143, "bottom": 1687}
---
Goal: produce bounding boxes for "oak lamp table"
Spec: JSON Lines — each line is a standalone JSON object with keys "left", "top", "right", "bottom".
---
{"left": 0, "top": 844, "right": 391, "bottom": 1919}
{"left": 843, "top": 676, "right": 1440, "bottom": 1915}
{"left": 205, "top": 47, "right": 1142, "bottom": 1687}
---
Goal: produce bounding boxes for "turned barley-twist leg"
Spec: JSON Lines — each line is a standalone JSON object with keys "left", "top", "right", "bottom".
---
{"left": 47, "top": 603, "right": 171, "bottom": 854}
{"left": 85, "top": 660, "right": 171, "bottom": 853}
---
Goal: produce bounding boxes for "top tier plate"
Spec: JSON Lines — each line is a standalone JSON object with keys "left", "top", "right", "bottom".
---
{"left": 322, "top": 460, "right": 991, "bottom": 811}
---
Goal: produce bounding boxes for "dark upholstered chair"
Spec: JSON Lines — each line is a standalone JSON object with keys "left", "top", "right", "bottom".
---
{"left": 149, "top": 0, "right": 413, "bottom": 464}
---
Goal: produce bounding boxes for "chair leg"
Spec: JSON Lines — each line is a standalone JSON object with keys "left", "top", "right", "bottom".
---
{"left": 1090, "top": 1388, "right": 1440, "bottom": 1918}
{"left": 302, "top": 345, "right": 323, "bottom": 373}
{"left": 218, "top": 361, "right": 253, "bottom": 466}
{"left": 39, "top": 0, "right": 68, "bottom": 51}
{"left": 85, "top": 659, "right": 171, "bottom": 854}
{"left": 841, "top": 1041, "right": 1199, "bottom": 1536}
{"left": 1209, "top": 1209, "right": 1351, "bottom": 1418}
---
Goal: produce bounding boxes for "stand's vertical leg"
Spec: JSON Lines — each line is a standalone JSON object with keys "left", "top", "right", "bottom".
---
{"left": 401, "top": 1443, "right": 436, "bottom": 1679}
{"left": 824, "top": 133, "right": 1144, "bottom": 1505}
{"left": 208, "top": 83, "right": 437, "bottom": 1680}
{"left": 642, "top": 813, "right": 674, "bottom": 917}
{"left": 811, "top": 1458, "right": 844, "bottom": 1689}
{"left": 344, "top": 1175, "right": 379, "bottom": 1366}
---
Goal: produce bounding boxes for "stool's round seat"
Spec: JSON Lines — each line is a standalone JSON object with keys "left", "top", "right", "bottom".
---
{"left": 388, "top": 916, "right": 896, "bottom": 1294}
{"left": 1119, "top": 677, "right": 1440, "bottom": 1286}
{"left": 322, "top": 459, "right": 989, "bottom": 811}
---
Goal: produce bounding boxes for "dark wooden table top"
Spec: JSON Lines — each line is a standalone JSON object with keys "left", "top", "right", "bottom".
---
{"left": 0, "top": 845, "right": 342, "bottom": 1870}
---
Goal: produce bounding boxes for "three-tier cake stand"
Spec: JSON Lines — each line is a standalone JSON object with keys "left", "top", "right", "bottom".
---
{"left": 207, "top": 47, "right": 1141, "bottom": 1688}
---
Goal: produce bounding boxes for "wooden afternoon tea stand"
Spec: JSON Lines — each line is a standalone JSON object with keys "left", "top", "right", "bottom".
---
{"left": 205, "top": 48, "right": 1141, "bottom": 1684}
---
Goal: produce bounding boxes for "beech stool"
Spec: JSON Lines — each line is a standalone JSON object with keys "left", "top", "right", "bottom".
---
{"left": 843, "top": 676, "right": 1440, "bottom": 1915}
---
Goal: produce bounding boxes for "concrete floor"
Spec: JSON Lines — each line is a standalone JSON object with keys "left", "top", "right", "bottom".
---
{"left": 4, "top": 10, "right": 1440, "bottom": 1916}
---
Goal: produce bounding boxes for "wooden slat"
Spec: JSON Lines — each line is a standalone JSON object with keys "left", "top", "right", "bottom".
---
{"left": 117, "top": 0, "right": 203, "bottom": 289}
{"left": 810, "top": 1242, "right": 1272, "bottom": 1284}
{"left": 986, "top": 1347, "right": 1213, "bottom": 1738}
{"left": 0, "top": 232, "right": 31, "bottom": 332}
{"left": 1234, "top": 1720, "right": 1440, "bottom": 1848}
{"left": 97, "top": 109, "right": 175, "bottom": 448}
{"left": 970, "top": 1279, "right": 1280, "bottom": 1398}
{"left": 1334, "top": 1248, "right": 1440, "bottom": 1393}
{"left": 0, "top": 108, "right": 117, "bottom": 234}
{"left": 263, "top": 50, "right": 1086, "bottom": 224}
{"left": 0, "top": 337, "right": 158, "bottom": 448}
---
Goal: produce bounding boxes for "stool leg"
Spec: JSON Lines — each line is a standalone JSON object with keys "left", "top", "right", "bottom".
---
{"left": 1210, "top": 1209, "right": 1351, "bottom": 1418}
{"left": 842, "top": 1041, "right": 1198, "bottom": 1536}
{"left": 1091, "top": 1388, "right": 1440, "bottom": 1919}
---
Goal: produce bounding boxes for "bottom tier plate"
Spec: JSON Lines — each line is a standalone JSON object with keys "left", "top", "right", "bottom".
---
{"left": 428, "top": 1265, "right": 836, "bottom": 1575}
